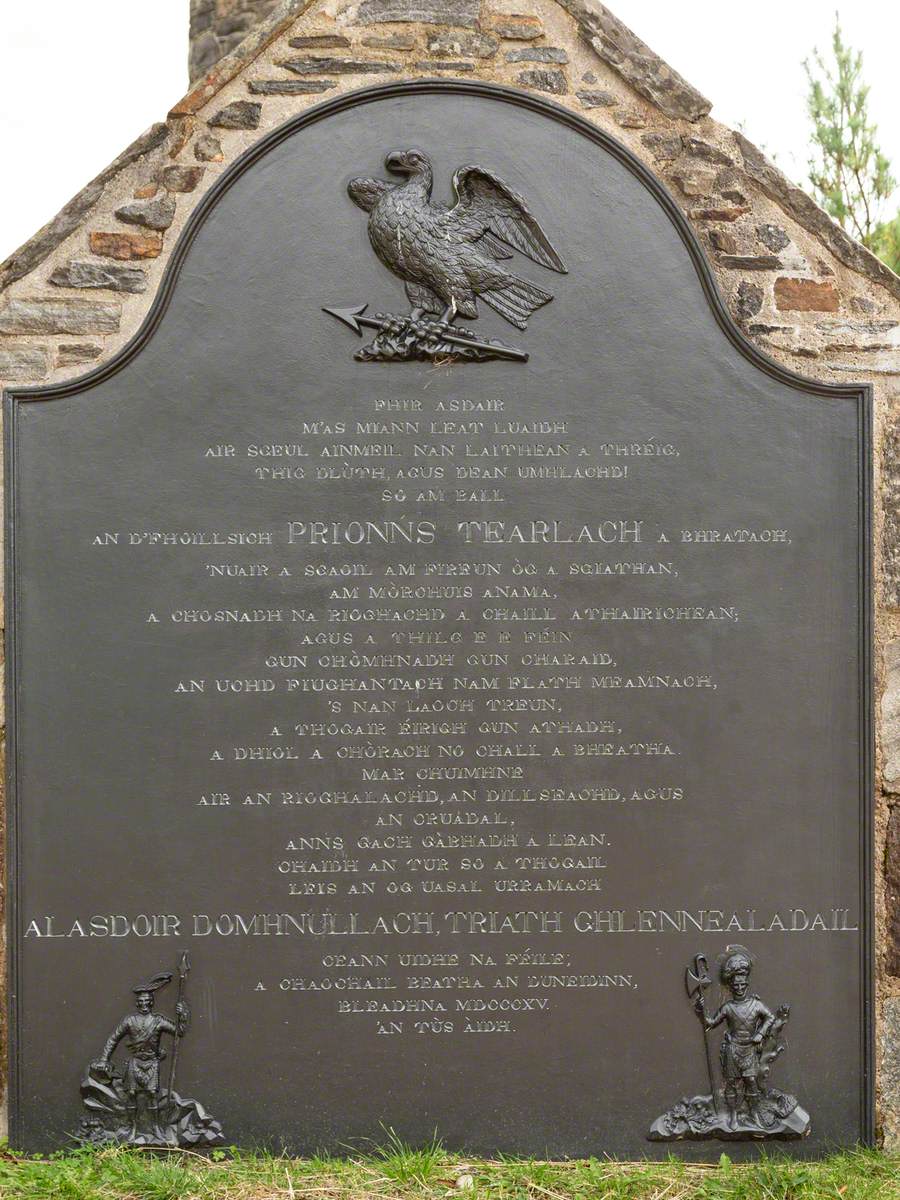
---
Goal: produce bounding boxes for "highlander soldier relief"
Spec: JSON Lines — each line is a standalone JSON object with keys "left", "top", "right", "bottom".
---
{"left": 79, "top": 953, "right": 224, "bottom": 1148}
{"left": 5, "top": 82, "right": 872, "bottom": 1158}
{"left": 649, "top": 947, "right": 810, "bottom": 1141}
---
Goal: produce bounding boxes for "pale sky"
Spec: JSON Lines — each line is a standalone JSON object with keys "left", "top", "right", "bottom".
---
{"left": 1, "top": 0, "right": 899, "bottom": 263}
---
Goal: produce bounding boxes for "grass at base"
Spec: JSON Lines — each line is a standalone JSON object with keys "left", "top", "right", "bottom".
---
{"left": 0, "top": 1140, "right": 897, "bottom": 1200}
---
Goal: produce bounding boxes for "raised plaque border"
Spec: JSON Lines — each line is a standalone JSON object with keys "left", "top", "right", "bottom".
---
{"left": 4, "top": 78, "right": 875, "bottom": 1150}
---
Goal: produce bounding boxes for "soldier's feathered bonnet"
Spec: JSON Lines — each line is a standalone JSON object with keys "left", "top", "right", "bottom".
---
{"left": 132, "top": 972, "right": 173, "bottom": 996}
{"left": 719, "top": 946, "right": 754, "bottom": 983}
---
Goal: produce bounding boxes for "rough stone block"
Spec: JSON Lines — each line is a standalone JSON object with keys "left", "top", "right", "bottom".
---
{"left": 132, "top": 181, "right": 160, "bottom": 200}
{"left": 219, "top": 32, "right": 248, "bottom": 55}
{"left": 190, "top": 0, "right": 215, "bottom": 30}
{"left": 427, "top": 32, "right": 499, "bottom": 57}
{"left": 89, "top": 232, "right": 162, "bottom": 260}
{"left": 851, "top": 295, "right": 879, "bottom": 316}
{"left": 816, "top": 320, "right": 898, "bottom": 338}
{"left": 56, "top": 343, "right": 103, "bottom": 367}
{"left": 706, "top": 228, "right": 737, "bottom": 255}
{"left": 576, "top": 89, "right": 617, "bottom": 108}
{"left": 162, "top": 165, "right": 205, "bottom": 193}
{"left": 681, "top": 136, "right": 732, "bottom": 166}
{"left": 217, "top": 14, "right": 254, "bottom": 36}
{"left": 167, "top": 120, "right": 195, "bottom": 162}
{"left": 209, "top": 100, "right": 262, "bottom": 129}
{"left": 774, "top": 277, "right": 839, "bottom": 312}
{"left": 49, "top": 260, "right": 148, "bottom": 294}
{"left": 0, "top": 345, "right": 50, "bottom": 381}
{"left": 506, "top": 47, "right": 568, "bottom": 63}
{"left": 194, "top": 135, "right": 224, "bottom": 162}
{"left": 289, "top": 34, "right": 351, "bottom": 48}
{"left": 716, "top": 175, "right": 747, "bottom": 205}
{"left": 357, "top": 0, "right": 480, "bottom": 27}
{"left": 415, "top": 60, "right": 475, "bottom": 71}
{"left": 249, "top": 79, "right": 337, "bottom": 93}
{"left": 516, "top": 68, "right": 567, "bottom": 94}
{"left": 688, "top": 205, "right": 751, "bottom": 222}
{"left": 115, "top": 196, "right": 177, "bottom": 232}
{"left": 559, "top": 0, "right": 711, "bottom": 122}
{"left": 669, "top": 157, "right": 719, "bottom": 197}
{"left": 279, "top": 56, "right": 400, "bottom": 74}
{"left": 0, "top": 298, "right": 120, "bottom": 335}
{"left": 758, "top": 223, "right": 791, "bottom": 252}
{"left": 486, "top": 14, "right": 544, "bottom": 39}
{"left": 714, "top": 172, "right": 746, "bottom": 204}
{"left": 882, "top": 996, "right": 900, "bottom": 1148}
{"left": 718, "top": 255, "right": 782, "bottom": 271}
{"left": 640, "top": 132, "right": 682, "bottom": 160}
{"left": 884, "top": 641, "right": 900, "bottom": 793}
{"left": 615, "top": 108, "right": 646, "bottom": 128}
{"left": 887, "top": 801, "right": 900, "bottom": 977}
{"left": 735, "top": 280, "right": 764, "bottom": 321}
{"left": 885, "top": 431, "right": 900, "bottom": 608}
{"left": 748, "top": 322, "right": 789, "bottom": 336}
{"left": 190, "top": 29, "right": 221, "bottom": 79}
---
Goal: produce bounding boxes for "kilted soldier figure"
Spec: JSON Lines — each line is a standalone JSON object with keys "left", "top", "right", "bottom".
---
{"left": 79, "top": 956, "right": 222, "bottom": 1146}
{"left": 91, "top": 972, "right": 188, "bottom": 1142}
{"left": 694, "top": 948, "right": 775, "bottom": 1129}
{"left": 649, "top": 945, "right": 809, "bottom": 1141}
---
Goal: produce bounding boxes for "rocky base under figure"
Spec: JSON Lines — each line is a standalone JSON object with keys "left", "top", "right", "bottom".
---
{"left": 78, "top": 1063, "right": 224, "bottom": 1148}
{"left": 355, "top": 312, "right": 526, "bottom": 363}
{"left": 648, "top": 1090, "right": 811, "bottom": 1141}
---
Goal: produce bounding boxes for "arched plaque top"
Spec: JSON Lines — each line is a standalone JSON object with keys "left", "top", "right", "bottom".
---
{"left": 5, "top": 79, "right": 870, "bottom": 408}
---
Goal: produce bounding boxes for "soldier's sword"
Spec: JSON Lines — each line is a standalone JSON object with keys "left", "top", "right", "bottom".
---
{"left": 166, "top": 951, "right": 191, "bottom": 1111}
{"left": 323, "top": 304, "right": 529, "bottom": 362}
{"left": 685, "top": 953, "right": 717, "bottom": 1105}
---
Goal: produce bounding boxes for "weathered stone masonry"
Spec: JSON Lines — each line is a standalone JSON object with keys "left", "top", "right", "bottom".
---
{"left": 191, "top": 0, "right": 283, "bottom": 81}
{"left": 2, "top": 0, "right": 900, "bottom": 1144}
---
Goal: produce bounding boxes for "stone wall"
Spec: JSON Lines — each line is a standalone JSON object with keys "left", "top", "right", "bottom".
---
{"left": 2, "top": 0, "right": 900, "bottom": 1146}
{"left": 191, "top": 0, "right": 282, "bottom": 81}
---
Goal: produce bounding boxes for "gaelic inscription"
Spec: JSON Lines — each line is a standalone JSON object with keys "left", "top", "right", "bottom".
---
{"left": 7, "top": 87, "right": 869, "bottom": 1157}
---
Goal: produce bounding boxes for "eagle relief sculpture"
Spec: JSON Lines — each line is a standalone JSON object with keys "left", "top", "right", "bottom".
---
{"left": 324, "top": 148, "right": 567, "bottom": 363}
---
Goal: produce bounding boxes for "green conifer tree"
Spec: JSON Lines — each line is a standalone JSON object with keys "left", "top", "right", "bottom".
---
{"left": 805, "top": 16, "right": 896, "bottom": 257}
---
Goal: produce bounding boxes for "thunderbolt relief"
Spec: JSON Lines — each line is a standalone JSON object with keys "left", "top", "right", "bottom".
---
{"left": 324, "top": 148, "right": 566, "bottom": 363}
{"left": 78, "top": 954, "right": 223, "bottom": 1148}
{"left": 649, "top": 947, "right": 811, "bottom": 1141}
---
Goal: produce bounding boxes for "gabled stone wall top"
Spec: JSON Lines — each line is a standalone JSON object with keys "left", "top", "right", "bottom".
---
{"left": 4, "top": 0, "right": 899, "bottom": 383}
{"left": 1, "top": 0, "right": 900, "bottom": 1146}
{"left": 191, "top": 0, "right": 283, "bottom": 82}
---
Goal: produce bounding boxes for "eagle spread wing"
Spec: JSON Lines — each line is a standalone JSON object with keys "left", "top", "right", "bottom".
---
{"left": 449, "top": 166, "right": 567, "bottom": 273}
{"left": 348, "top": 177, "right": 392, "bottom": 213}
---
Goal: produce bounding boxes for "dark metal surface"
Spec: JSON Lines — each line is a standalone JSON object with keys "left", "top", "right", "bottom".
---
{"left": 5, "top": 81, "right": 873, "bottom": 1158}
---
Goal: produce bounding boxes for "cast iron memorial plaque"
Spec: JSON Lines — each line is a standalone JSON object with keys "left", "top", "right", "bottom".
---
{"left": 6, "top": 82, "right": 872, "bottom": 1157}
